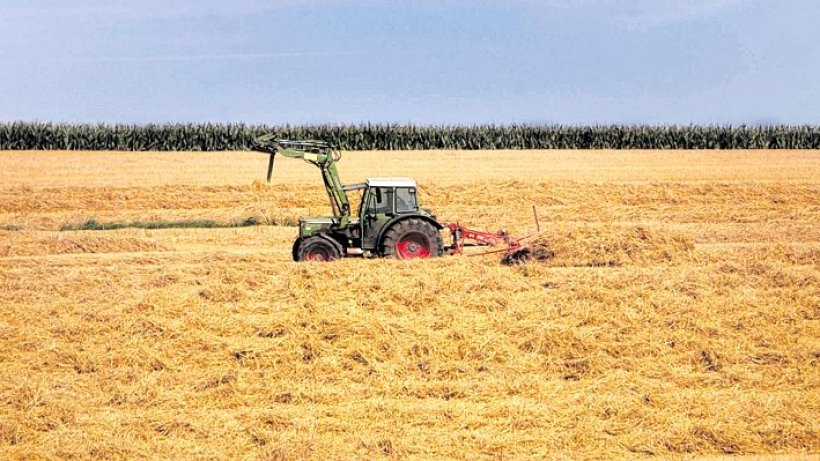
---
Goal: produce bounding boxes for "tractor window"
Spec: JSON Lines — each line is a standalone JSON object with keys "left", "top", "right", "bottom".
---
{"left": 396, "top": 187, "right": 418, "bottom": 213}
{"left": 370, "top": 187, "right": 394, "bottom": 215}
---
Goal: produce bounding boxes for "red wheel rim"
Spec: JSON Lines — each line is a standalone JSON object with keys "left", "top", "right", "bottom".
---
{"left": 307, "top": 248, "right": 331, "bottom": 261}
{"left": 396, "top": 232, "right": 432, "bottom": 259}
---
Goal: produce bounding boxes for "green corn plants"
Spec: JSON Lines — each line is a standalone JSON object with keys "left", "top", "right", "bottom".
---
{"left": 1, "top": 122, "right": 819, "bottom": 150}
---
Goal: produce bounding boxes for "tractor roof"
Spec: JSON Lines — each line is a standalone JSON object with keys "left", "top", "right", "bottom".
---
{"left": 366, "top": 177, "right": 417, "bottom": 188}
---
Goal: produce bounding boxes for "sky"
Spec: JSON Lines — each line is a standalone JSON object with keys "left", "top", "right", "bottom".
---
{"left": 1, "top": 0, "right": 819, "bottom": 125}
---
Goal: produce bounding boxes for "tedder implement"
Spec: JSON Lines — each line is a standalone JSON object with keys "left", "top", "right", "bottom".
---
{"left": 251, "top": 136, "right": 552, "bottom": 264}
{"left": 447, "top": 222, "right": 554, "bottom": 265}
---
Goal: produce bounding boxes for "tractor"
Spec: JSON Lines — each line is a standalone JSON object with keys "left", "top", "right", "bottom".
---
{"left": 252, "top": 136, "right": 444, "bottom": 261}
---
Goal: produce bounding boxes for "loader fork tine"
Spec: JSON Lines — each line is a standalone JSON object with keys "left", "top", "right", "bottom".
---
{"left": 266, "top": 154, "right": 276, "bottom": 183}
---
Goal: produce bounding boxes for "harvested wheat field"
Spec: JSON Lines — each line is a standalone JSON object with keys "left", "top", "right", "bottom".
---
{"left": 0, "top": 149, "right": 818, "bottom": 460}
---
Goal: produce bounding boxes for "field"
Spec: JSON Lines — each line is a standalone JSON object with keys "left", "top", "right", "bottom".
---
{"left": 0, "top": 149, "right": 818, "bottom": 460}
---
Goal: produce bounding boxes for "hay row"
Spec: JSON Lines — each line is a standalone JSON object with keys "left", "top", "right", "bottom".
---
{"left": 2, "top": 181, "right": 818, "bottom": 213}
{"left": 0, "top": 234, "right": 169, "bottom": 257}
{"left": 530, "top": 223, "right": 695, "bottom": 267}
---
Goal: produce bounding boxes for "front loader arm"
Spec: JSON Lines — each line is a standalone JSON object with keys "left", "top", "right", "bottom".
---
{"left": 251, "top": 137, "right": 351, "bottom": 225}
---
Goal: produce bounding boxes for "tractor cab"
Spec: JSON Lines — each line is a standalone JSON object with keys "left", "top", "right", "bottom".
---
{"left": 361, "top": 178, "right": 419, "bottom": 215}
{"left": 358, "top": 178, "right": 424, "bottom": 250}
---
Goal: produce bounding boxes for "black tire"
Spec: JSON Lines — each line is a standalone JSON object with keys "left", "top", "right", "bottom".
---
{"left": 381, "top": 218, "right": 443, "bottom": 259}
{"left": 291, "top": 238, "right": 303, "bottom": 262}
{"left": 296, "top": 236, "right": 342, "bottom": 262}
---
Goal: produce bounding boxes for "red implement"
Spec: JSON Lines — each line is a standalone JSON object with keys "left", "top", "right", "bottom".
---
{"left": 445, "top": 223, "right": 553, "bottom": 264}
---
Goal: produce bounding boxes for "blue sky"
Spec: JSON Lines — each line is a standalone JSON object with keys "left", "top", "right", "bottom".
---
{"left": 1, "top": 0, "right": 818, "bottom": 124}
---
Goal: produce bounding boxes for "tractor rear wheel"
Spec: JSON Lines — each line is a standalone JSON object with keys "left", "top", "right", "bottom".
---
{"left": 381, "top": 219, "right": 443, "bottom": 259}
{"left": 296, "top": 236, "right": 341, "bottom": 262}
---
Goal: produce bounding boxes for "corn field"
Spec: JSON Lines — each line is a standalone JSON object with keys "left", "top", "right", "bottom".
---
{"left": 2, "top": 122, "right": 820, "bottom": 150}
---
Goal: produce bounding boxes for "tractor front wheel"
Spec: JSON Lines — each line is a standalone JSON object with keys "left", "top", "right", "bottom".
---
{"left": 296, "top": 236, "right": 342, "bottom": 262}
{"left": 381, "top": 219, "right": 443, "bottom": 260}
{"left": 291, "top": 238, "right": 303, "bottom": 261}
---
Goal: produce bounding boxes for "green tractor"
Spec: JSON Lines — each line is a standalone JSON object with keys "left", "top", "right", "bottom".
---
{"left": 252, "top": 137, "right": 444, "bottom": 261}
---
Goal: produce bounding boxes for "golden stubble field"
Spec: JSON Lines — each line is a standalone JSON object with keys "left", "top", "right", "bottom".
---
{"left": 0, "top": 150, "right": 818, "bottom": 460}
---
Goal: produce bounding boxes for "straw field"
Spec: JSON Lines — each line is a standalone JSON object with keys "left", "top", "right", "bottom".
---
{"left": 0, "top": 149, "right": 818, "bottom": 460}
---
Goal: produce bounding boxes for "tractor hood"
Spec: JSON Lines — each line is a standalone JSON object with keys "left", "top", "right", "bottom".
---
{"left": 298, "top": 217, "right": 337, "bottom": 238}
